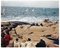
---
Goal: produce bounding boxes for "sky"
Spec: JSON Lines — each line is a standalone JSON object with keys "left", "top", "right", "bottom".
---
{"left": 1, "top": 0, "right": 59, "bottom": 8}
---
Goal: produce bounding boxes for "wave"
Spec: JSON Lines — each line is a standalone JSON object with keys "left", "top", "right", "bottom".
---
{"left": 1, "top": 15, "right": 59, "bottom": 23}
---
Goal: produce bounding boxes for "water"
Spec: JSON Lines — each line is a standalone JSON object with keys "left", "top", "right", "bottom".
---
{"left": 1, "top": 6, "right": 59, "bottom": 22}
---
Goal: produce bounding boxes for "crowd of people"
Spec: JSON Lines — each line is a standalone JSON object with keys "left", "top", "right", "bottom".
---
{"left": 1, "top": 27, "right": 36, "bottom": 47}
{"left": 13, "top": 38, "right": 35, "bottom": 47}
{"left": 1, "top": 29, "right": 12, "bottom": 47}
{"left": 1, "top": 31, "right": 46, "bottom": 47}
{"left": 1, "top": 28, "right": 46, "bottom": 47}
{"left": 1, "top": 21, "right": 47, "bottom": 47}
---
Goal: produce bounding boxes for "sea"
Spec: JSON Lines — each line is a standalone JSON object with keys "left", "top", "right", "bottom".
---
{"left": 1, "top": 6, "right": 59, "bottom": 23}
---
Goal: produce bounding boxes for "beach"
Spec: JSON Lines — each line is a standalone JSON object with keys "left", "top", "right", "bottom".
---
{"left": 1, "top": 19, "right": 59, "bottom": 47}
{"left": 1, "top": 0, "right": 59, "bottom": 47}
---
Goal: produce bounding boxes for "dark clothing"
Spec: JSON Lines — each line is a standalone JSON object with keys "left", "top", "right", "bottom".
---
{"left": 36, "top": 39, "right": 46, "bottom": 47}
{"left": 4, "top": 34, "right": 12, "bottom": 41}
{"left": 1, "top": 32, "right": 5, "bottom": 38}
{"left": 1, "top": 38, "right": 6, "bottom": 47}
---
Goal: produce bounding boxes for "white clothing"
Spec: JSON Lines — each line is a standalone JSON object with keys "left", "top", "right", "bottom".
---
{"left": 25, "top": 41, "right": 33, "bottom": 47}
{"left": 21, "top": 42, "right": 26, "bottom": 47}
{"left": 14, "top": 41, "right": 20, "bottom": 47}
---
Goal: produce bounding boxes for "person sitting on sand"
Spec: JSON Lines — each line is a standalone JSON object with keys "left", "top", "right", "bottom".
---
{"left": 25, "top": 38, "right": 34, "bottom": 47}
{"left": 20, "top": 40, "right": 27, "bottom": 47}
{"left": 14, "top": 38, "right": 20, "bottom": 47}
{"left": 40, "top": 23, "right": 43, "bottom": 26}
{"left": 4, "top": 32, "right": 12, "bottom": 47}
{"left": 7, "top": 39, "right": 14, "bottom": 47}
{"left": 36, "top": 23, "right": 39, "bottom": 26}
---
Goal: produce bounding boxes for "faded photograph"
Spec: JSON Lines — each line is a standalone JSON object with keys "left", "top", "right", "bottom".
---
{"left": 1, "top": 0, "right": 59, "bottom": 48}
